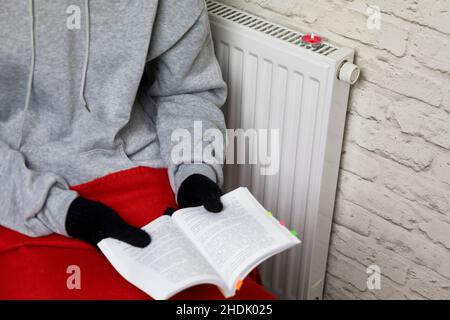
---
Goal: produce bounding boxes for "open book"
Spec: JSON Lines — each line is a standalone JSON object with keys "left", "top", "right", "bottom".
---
{"left": 98, "top": 187, "right": 300, "bottom": 300}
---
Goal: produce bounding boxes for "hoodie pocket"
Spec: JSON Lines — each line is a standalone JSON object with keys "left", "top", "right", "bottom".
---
{"left": 118, "top": 138, "right": 138, "bottom": 167}
{"left": 60, "top": 146, "right": 138, "bottom": 185}
{"left": 77, "top": 144, "right": 136, "bottom": 168}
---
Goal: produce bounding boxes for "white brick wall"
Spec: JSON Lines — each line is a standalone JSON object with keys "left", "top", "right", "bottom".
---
{"left": 217, "top": 0, "right": 450, "bottom": 299}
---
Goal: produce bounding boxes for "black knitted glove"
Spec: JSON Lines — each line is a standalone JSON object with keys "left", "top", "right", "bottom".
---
{"left": 177, "top": 174, "right": 223, "bottom": 213}
{"left": 66, "top": 197, "right": 151, "bottom": 248}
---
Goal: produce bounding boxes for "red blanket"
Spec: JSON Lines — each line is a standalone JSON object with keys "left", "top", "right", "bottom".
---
{"left": 0, "top": 166, "right": 274, "bottom": 300}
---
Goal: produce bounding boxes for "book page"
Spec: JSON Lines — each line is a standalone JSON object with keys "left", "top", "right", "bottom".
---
{"left": 172, "top": 187, "right": 300, "bottom": 292}
{"left": 98, "top": 215, "right": 224, "bottom": 300}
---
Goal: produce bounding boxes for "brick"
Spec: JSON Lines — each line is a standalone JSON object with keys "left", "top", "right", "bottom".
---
{"left": 431, "top": 152, "right": 450, "bottom": 186}
{"left": 442, "top": 86, "right": 450, "bottom": 113}
{"left": 408, "top": 269, "right": 450, "bottom": 300}
{"left": 370, "top": 280, "right": 412, "bottom": 300}
{"left": 326, "top": 253, "right": 368, "bottom": 291}
{"left": 330, "top": 224, "right": 376, "bottom": 264}
{"left": 410, "top": 27, "right": 450, "bottom": 74}
{"left": 418, "top": 219, "right": 450, "bottom": 250}
{"left": 372, "top": 251, "right": 409, "bottom": 286}
{"left": 324, "top": 274, "right": 361, "bottom": 300}
{"left": 388, "top": 98, "right": 450, "bottom": 149}
{"left": 323, "top": 274, "right": 359, "bottom": 300}
{"left": 349, "top": 81, "right": 393, "bottom": 122}
{"left": 257, "top": 0, "right": 316, "bottom": 18}
{"left": 324, "top": 273, "right": 376, "bottom": 300}
{"left": 347, "top": 115, "right": 435, "bottom": 171}
{"left": 414, "top": 1, "right": 450, "bottom": 35}
{"left": 371, "top": 216, "right": 450, "bottom": 279}
{"left": 372, "top": 0, "right": 450, "bottom": 34}
{"left": 327, "top": 7, "right": 408, "bottom": 57}
{"left": 341, "top": 145, "right": 380, "bottom": 182}
{"left": 331, "top": 224, "right": 409, "bottom": 285}
{"left": 383, "top": 170, "right": 450, "bottom": 216}
{"left": 333, "top": 197, "right": 371, "bottom": 236}
{"left": 410, "top": 278, "right": 450, "bottom": 300}
{"left": 339, "top": 171, "right": 420, "bottom": 231}
{"left": 359, "top": 55, "right": 443, "bottom": 107}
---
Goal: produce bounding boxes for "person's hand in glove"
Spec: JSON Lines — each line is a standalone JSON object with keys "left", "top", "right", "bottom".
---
{"left": 176, "top": 174, "right": 223, "bottom": 213}
{"left": 65, "top": 197, "right": 151, "bottom": 248}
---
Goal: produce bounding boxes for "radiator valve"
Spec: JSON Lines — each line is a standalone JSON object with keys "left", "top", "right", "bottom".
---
{"left": 301, "top": 33, "right": 323, "bottom": 48}
{"left": 338, "top": 61, "right": 360, "bottom": 85}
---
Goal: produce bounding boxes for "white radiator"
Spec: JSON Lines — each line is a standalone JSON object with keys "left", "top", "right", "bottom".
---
{"left": 206, "top": 0, "right": 359, "bottom": 300}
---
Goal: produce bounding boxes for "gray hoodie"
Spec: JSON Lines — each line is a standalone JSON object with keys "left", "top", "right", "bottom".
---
{"left": 0, "top": 0, "right": 227, "bottom": 237}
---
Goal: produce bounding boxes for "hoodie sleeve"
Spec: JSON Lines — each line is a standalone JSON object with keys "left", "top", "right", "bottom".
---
{"left": 0, "top": 139, "right": 79, "bottom": 237}
{"left": 143, "top": 0, "right": 227, "bottom": 194}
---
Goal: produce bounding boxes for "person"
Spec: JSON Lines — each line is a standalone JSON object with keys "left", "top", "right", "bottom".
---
{"left": 0, "top": 0, "right": 227, "bottom": 249}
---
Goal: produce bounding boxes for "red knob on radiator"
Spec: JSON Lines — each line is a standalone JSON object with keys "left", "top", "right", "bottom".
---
{"left": 301, "top": 33, "right": 323, "bottom": 47}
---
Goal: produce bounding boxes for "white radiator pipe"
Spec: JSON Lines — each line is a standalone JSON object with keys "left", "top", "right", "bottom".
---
{"left": 338, "top": 61, "right": 360, "bottom": 84}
